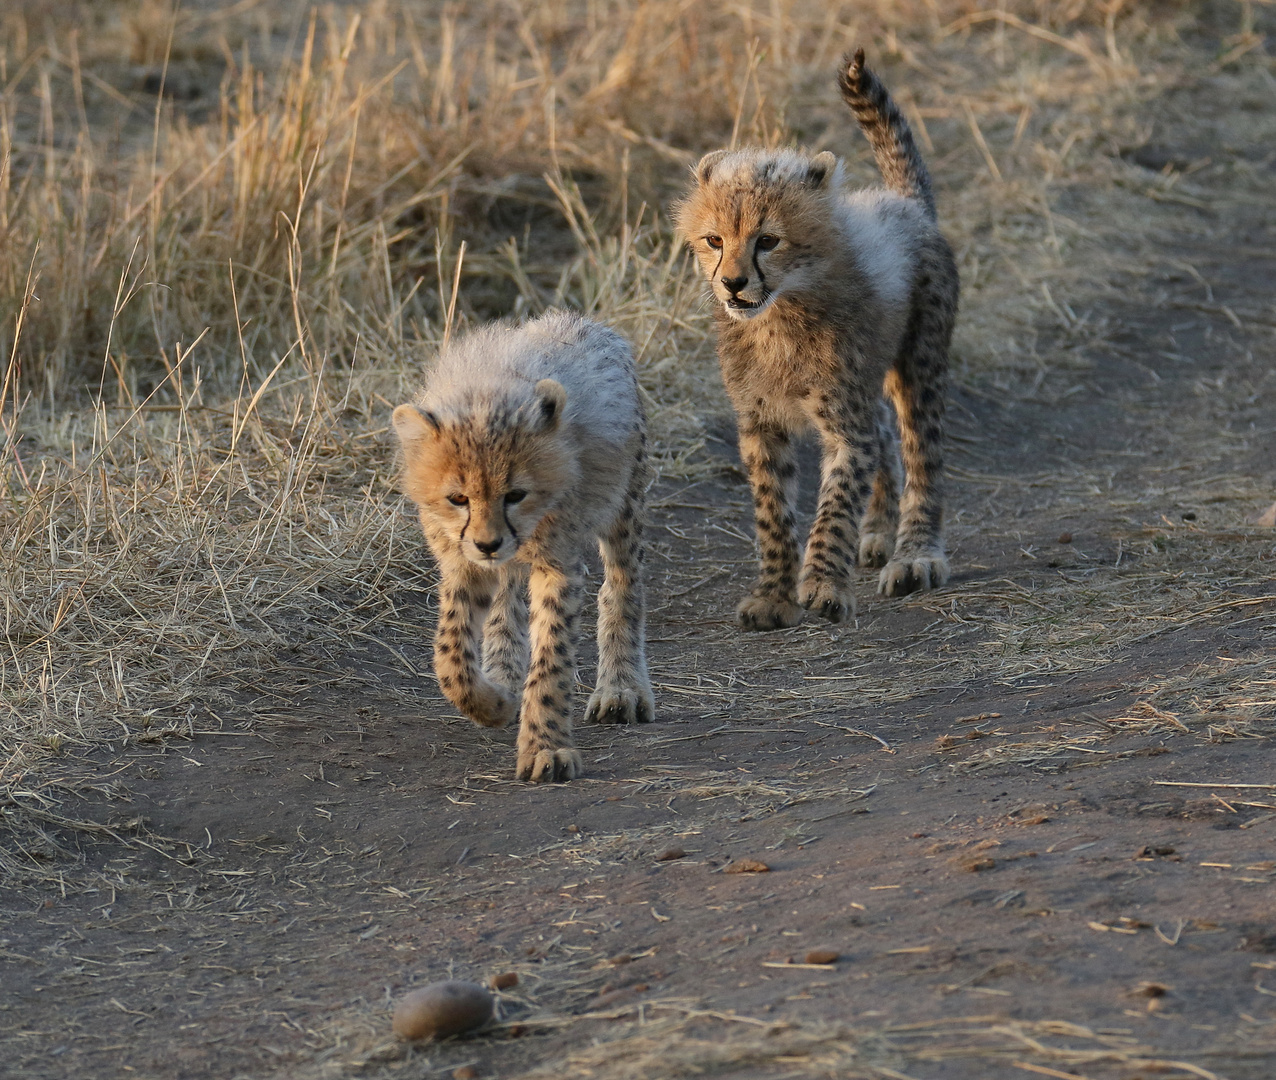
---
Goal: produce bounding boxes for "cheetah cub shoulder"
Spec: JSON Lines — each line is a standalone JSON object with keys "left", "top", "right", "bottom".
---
{"left": 392, "top": 310, "right": 654, "bottom": 783}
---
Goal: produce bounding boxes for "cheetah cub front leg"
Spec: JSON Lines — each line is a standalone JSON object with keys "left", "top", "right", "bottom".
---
{"left": 516, "top": 563, "right": 585, "bottom": 783}
{"left": 433, "top": 567, "right": 520, "bottom": 730}
{"left": 736, "top": 422, "right": 804, "bottom": 631}
{"left": 796, "top": 401, "right": 881, "bottom": 624}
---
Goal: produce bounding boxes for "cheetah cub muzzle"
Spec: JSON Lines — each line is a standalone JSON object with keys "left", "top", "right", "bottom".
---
{"left": 677, "top": 48, "right": 959, "bottom": 630}
{"left": 392, "top": 310, "right": 654, "bottom": 782}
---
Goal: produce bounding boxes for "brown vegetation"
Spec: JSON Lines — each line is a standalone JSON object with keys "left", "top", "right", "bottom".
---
{"left": 1, "top": 0, "right": 1225, "bottom": 767}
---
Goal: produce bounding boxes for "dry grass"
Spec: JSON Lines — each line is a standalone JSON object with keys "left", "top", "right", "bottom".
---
{"left": 507, "top": 1012, "right": 1233, "bottom": 1080}
{"left": 0, "top": 0, "right": 1264, "bottom": 780}
{"left": 297, "top": 1006, "right": 1240, "bottom": 1080}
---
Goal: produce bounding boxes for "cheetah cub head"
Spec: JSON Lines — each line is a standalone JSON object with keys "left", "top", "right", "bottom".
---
{"left": 393, "top": 379, "right": 574, "bottom": 566}
{"left": 676, "top": 147, "right": 842, "bottom": 321}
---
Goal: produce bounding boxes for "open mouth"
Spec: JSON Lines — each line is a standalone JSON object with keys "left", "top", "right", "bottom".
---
{"left": 726, "top": 296, "right": 759, "bottom": 310}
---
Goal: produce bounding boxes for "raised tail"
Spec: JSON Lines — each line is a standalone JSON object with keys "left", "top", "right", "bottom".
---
{"left": 837, "top": 48, "right": 936, "bottom": 219}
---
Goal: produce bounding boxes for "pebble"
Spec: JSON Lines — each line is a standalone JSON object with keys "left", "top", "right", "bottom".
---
{"left": 804, "top": 949, "right": 840, "bottom": 965}
{"left": 392, "top": 981, "right": 492, "bottom": 1041}
{"left": 724, "top": 858, "right": 770, "bottom": 874}
{"left": 1057, "top": 532, "right": 1073, "bottom": 544}
{"left": 656, "top": 847, "right": 687, "bottom": 861}
{"left": 490, "top": 971, "right": 519, "bottom": 991}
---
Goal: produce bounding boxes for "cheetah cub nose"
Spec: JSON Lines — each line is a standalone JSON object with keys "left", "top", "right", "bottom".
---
{"left": 721, "top": 275, "right": 748, "bottom": 294}
{"left": 474, "top": 537, "right": 503, "bottom": 556}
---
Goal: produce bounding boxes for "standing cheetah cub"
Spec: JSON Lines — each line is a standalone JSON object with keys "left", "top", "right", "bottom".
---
{"left": 677, "top": 48, "right": 959, "bottom": 630}
{"left": 392, "top": 310, "right": 654, "bottom": 783}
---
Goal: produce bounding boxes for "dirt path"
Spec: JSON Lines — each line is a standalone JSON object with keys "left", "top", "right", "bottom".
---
{"left": 4, "top": 68, "right": 1276, "bottom": 1080}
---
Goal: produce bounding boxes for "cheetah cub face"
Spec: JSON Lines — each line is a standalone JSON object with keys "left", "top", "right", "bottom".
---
{"left": 392, "top": 379, "right": 574, "bottom": 567}
{"left": 678, "top": 148, "right": 841, "bottom": 322}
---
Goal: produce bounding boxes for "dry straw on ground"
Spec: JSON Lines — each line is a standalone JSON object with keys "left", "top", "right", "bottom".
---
{"left": 1, "top": 0, "right": 1271, "bottom": 782}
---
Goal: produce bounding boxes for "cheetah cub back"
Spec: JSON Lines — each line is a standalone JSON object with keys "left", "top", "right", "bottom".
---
{"left": 392, "top": 310, "right": 653, "bottom": 783}
{"left": 677, "top": 48, "right": 959, "bottom": 631}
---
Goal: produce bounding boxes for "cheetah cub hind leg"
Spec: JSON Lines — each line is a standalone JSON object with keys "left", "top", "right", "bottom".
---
{"left": 481, "top": 567, "right": 529, "bottom": 695}
{"left": 584, "top": 475, "right": 655, "bottom": 725}
{"left": 858, "top": 402, "right": 902, "bottom": 569}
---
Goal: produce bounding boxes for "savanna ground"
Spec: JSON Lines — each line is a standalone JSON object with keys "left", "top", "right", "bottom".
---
{"left": 2, "top": 1, "right": 1275, "bottom": 1077}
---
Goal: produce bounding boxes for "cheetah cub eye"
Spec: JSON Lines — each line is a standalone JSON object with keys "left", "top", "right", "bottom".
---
{"left": 447, "top": 493, "right": 468, "bottom": 506}
{"left": 504, "top": 490, "right": 527, "bottom": 504}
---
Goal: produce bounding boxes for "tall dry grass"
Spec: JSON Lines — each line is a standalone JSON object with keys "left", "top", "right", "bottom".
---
{"left": 0, "top": 0, "right": 1231, "bottom": 767}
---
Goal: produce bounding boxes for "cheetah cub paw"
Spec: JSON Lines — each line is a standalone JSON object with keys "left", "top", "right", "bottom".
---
{"left": 516, "top": 743, "right": 584, "bottom": 783}
{"left": 858, "top": 531, "right": 895, "bottom": 568}
{"left": 585, "top": 686, "right": 654, "bottom": 725}
{"left": 799, "top": 576, "right": 857, "bottom": 624}
{"left": 878, "top": 553, "right": 950, "bottom": 597}
{"left": 466, "top": 679, "right": 520, "bottom": 729}
{"left": 736, "top": 593, "right": 804, "bottom": 631}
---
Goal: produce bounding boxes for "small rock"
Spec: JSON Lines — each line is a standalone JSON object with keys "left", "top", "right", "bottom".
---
{"left": 724, "top": 858, "right": 770, "bottom": 874}
{"left": 804, "top": 949, "right": 840, "bottom": 965}
{"left": 609, "top": 953, "right": 633, "bottom": 966}
{"left": 958, "top": 856, "right": 996, "bottom": 872}
{"left": 1254, "top": 502, "right": 1276, "bottom": 527}
{"left": 453, "top": 1068, "right": 479, "bottom": 1080}
{"left": 392, "top": 981, "right": 492, "bottom": 1041}
{"left": 489, "top": 971, "right": 518, "bottom": 991}
{"left": 656, "top": 846, "right": 687, "bottom": 861}
{"left": 1181, "top": 510, "right": 1199, "bottom": 522}
{"left": 1057, "top": 532, "right": 1073, "bottom": 544}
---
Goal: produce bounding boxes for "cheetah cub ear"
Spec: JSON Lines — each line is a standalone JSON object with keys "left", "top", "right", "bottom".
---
{"left": 531, "top": 379, "right": 566, "bottom": 432}
{"left": 392, "top": 404, "right": 440, "bottom": 451}
{"left": 694, "top": 148, "right": 731, "bottom": 186}
{"left": 805, "top": 150, "right": 838, "bottom": 190}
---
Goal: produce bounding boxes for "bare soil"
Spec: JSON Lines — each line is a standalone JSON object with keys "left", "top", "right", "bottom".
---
{"left": 4, "top": 57, "right": 1276, "bottom": 1080}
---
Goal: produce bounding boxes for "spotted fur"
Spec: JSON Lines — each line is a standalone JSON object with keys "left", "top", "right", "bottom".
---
{"left": 676, "top": 48, "right": 959, "bottom": 629}
{"left": 392, "top": 311, "right": 653, "bottom": 782}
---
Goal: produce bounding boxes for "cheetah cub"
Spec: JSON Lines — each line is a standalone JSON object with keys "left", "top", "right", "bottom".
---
{"left": 392, "top": 310, "right": 654, "bottom": 783}
{"left": 677, "top": 48, "right": 959, "bottom": 631}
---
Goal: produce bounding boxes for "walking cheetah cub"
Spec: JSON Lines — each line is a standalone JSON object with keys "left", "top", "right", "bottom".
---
{"left": 677, "top": 48, "right": 959, "bottom": 630}
{"left": 392, "top": 310, "right": 654, "bottom": 783}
